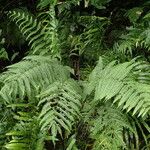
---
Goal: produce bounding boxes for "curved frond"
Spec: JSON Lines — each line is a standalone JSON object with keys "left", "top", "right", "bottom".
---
{"left": 38, "top": 79, "right": 82, "bottom": 143}
{"left": 7, "top": 8, "right": 60, "bottom": 57}
{"left": 0, "top": 56, "right": 70, "bottom": 104}
{"left": 87, "top": 57, "right": 150, "bottom": 117}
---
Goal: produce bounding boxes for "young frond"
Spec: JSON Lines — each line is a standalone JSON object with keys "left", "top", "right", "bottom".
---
{"left": 38, "top": 79, "right": 82, "bottom": 143}
{"left": 0, "top": 55, "right": 70, "bottom": 104}
{"left": 40, "top": 6, "right": 60, "bottom": 58}
{"left": 87, "top": 57, "right": 150, "bottom": 117}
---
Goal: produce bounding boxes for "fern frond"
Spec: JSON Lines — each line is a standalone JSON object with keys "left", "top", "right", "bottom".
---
{"left": 38, "top": 79, "right": 82, "bottom": 143}
{"left": 37, "top": 0, "right": 57, "bottom": 9}
{"left": 125, "top": 7, "right": 143, "bottom": 23}
{"left": 0, "top": 29, "right": 8, "bottom": 60}
{"left": 79, "top": 16, "right": 110, "bottom": 54}
{"left": 0, "top": 55, "right": 70, "bottom": 104}
{"left": 40, "top": 6, "right": 61, "bottom": 58}
{"left": 66, "top": 134, "right": 78, "bottom": 150}
{"left": 0, "top": 108, "right": 14, "bottom": 148}
{"left": 113, "top": 11, "right": 150, "bottom": 58}
{"left": 7, "top": 8, "right": 60, "bottom": 57}
{"left": 87, "top": 57, "right": 150, "bottom": 117}
{"left": 5, "top": 110, "right": 46, "bottom": 150}
{"left": 90, "top": 104, "right": 138, "bottom": 150}
{"left": 113, "top": 27, "right": 143, "bottom": 57}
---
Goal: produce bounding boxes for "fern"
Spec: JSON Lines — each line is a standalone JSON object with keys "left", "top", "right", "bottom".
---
{"left": 37, "top": 0, "right": 57, "bottom": 9}
{"left": 114, "top": 11, "right": 150, "bottom": 59}
{"left": 125, "top": 7, "right": 143, "bottom": 23}
{"left": 1, "top": 0, "right": 150, "bottom": 149}
{"left": 89, "top": 104, "right": 138, "bottom": 150}
{"left": 0, "top": 29, "right": 8, "bottom": 60}
{"left": 66, "top": 134, "right": 78, "bottom": 150}
{"left": 37, "top": 79, "right": 82, "bottom": 143}
{"left": 4, "top": 109, "right": 46, "bottom": 150}
{"left": 0, "top": 55, "right": 70, "bottom": 104}
{"left": 0, "top": 108, "right": 14, "bottom": 149}
{"left": 87, "top": 57, "right": 150, "bottom": 117}
{"left": 0, "top": 55, "right": 81, "bottom": 148}
{"left": 7, "top": 8, "right": 60, "bottom": 57}
{"left": 90, "top": 0, "right": 111, "bottom": 9}
{"left": 113, "top": 27, "right": 143, "bottom": 57}
{"left": 40, "top": 6, "right": 61, "bottom": 58}
{"left": 79, "top": 16, "right": 110, "bottom": 54}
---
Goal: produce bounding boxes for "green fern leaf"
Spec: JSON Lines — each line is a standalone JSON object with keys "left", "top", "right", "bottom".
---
{"left": 38, "top": 79, "right": 82, "bottom": 143}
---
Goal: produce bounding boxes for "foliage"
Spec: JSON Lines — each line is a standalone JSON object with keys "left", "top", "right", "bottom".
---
{"left": 38, "top": 79, "right": 82, "bottom": 143}
{"left": 0, "top": 29, "right": 8, "bottom": 60}
{"left": 0, "top": 0, "right": 150, "bottom": 150}
{"left": 7, "top": 7, "right": 60, "bottom": 58}
{"left": 90, "top": 104, "right": 138, "bottom": 150}
{"left": 87, "top": 57, "right": 150, "bottom": 117}
{"left": 0, "top": 55, "right": 69, "bottom": 104}
{"left": 113, "top": 8, "right": 150, "bottom": 60}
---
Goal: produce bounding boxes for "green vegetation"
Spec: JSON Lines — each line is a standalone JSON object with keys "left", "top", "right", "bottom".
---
{"left": 0, "top": 0, "right": 150, "bottom": 149}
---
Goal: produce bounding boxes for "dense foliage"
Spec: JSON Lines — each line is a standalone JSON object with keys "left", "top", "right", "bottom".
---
{"left": 0, "top": 0, "right": 150, "bottom": 149}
